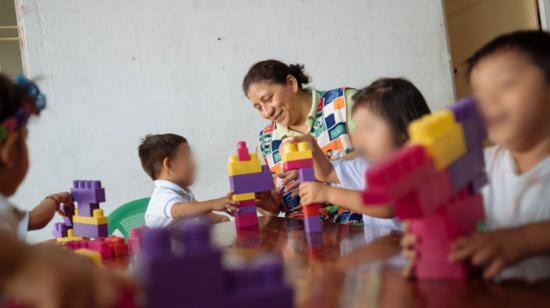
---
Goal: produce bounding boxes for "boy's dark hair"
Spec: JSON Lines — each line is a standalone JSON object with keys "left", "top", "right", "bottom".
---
{"left": 138, "top": 134, "right": 188, "bottom": 180}
{"left": 0, "top": 74, "right": 26, "bottom": 122}
{"left": 466, "top": 30, "right": 550, "bottom": 81}
{"left": 242, "top": 60, "right": 310, "bottom": 95}
{"left": 352, "top": 78, "right": 431, "bottom": 145}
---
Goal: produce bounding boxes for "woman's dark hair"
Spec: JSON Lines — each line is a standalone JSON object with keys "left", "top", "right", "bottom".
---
{"left": 352, "top": 78, "right": 431, "bottom": 145}
{"left": 0, "top": 74, "right": 26, "bottom": 122}
{"left": 466, "top": 30, "right": 550, "bottom": 82}
{"left": 242, "top": 60, "right": 311, "bottom": 95}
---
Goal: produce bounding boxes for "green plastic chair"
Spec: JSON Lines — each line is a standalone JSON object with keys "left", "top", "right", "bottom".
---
{"left": 108, "top": 197, "right": 150, "bottom": 239}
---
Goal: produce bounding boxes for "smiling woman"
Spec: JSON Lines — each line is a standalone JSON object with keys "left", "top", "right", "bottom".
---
{"left": 242, "top": 59, "right": 362, "bottom": 225}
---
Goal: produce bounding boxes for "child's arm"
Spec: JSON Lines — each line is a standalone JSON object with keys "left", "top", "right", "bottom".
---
{"left": 283, "top": 136, "right": 339, "bottom": 183}
{"left": 298, "top": 182, "right": 393, "bottom": 218}
{"left": 170, "top": 192, "right": 238, "bottom": 219}
{"left": 28, "top": 192, "right": 74, "bottom": 230}
{"left": 208, "top": 213, "right": 230, "bottom": 223}
{"left": 449, "top": 220, "right": 550, "bottom": 279}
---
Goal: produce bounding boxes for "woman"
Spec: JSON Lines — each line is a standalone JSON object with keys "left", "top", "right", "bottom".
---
{"left": 242, "top": 59, "right": 362, "bottom": 225}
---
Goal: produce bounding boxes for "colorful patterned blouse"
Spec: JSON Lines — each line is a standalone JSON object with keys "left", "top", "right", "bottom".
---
{"left": 257, "top": 87, "right": 364, "bottom": 225}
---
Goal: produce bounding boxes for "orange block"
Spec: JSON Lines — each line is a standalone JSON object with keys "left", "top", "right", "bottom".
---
{"left": 303, "top": 203, "right": 321, "bottom": 217}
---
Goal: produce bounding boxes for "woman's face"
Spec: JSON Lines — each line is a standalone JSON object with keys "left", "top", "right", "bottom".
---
{"left": 352, "top": 107, "right": 397, "bottom": 164}
{"left": 246, "top": 77, "right": 300, "bottom": 128}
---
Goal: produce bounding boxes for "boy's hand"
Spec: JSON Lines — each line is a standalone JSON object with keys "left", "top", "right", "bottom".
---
{"left": 6, "top": 244, "right": 135, "bottom": 308}
{"left": 211, "top": 191, "right": 239, "bottom": 214}
{"left": 400, "top": 223, "right": 417, "bottom": 278}
{"left": 449, "top": 228, "right": 527, "bottom": 280}
{"left": 298, "top": 182, "right": 328, "bottom": 205}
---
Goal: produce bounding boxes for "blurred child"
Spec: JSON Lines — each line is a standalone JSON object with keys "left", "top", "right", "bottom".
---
{"left": 138, "top": 134, "right": 238, "bottom": 228}
{"left": 403, "top": 30, "right": 550, "bottom": 282}
{"left": 0, "top": 74, "right": 74, "bottom": 237}
{"left": 0, "top": 74, "right": 132, "bottom": 307}
{"left": 292, "top": 78, "right": 431, "bottom": 228}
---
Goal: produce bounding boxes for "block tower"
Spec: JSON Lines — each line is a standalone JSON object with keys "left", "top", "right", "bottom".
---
{"left": 71, "top": 180, "right": 108, "bottom": 238}
{"left": 227, "top": 141, "right": 274, "bottom": 229}
{"left": 362, "top": 98, "right": 487, "bottom": 279}
{"left": 140, "top": 219, "right": 294, "bottom": 308}
{"left": 280, "top": 142, "right": 321, "bottom": 233}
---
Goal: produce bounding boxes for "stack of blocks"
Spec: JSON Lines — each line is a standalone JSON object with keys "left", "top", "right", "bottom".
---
{"left": 71, "top": 180, "right": 109, "bottom": 238}
{"left": 227, "top": 141, "right": 274, "bottom": 230}
{"left": 140, "top": 219, "right": 293, "bottom": 308}
{"left": 362, "top": 98, "right": 487, "bottom": 279}
{"left": 63, "top": 236, "right": 129, "bottom": 261}
{"left": 280, "top": 142, "right": 321, "bottom": 233}
{"left": 52, "top": 203, "right": 75, "bottom": 239}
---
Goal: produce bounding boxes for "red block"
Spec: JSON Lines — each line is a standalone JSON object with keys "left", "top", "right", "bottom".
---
{"left": 236, "top": 141, "right": 250, "bottom": 161}
{"left": 394, "top": 169, "right": 453, "bottom": 219}
{"left": 303, "top": 204, "right": 321, "bottom": 217}
{"left": 237, "top": 199, "right": 256, "bottom": 207}
{"left": 235, "top": 212, "right": 259, "bottom": 228}
{"left": 282, "top": 158, "right": 313, "bottom": 172}
{"left": 362, "top": 145, "right": 437, "bottom": 206}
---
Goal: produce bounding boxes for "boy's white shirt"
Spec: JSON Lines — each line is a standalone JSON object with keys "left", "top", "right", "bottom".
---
{"left": 145, "top": 179, "right": 196, "bottom": 228}
{"left": 482, "top": 146, "right": 550, "bottom": 282}
{"left": 0, "top": 193, "right": 28, "bottom": 239}
{"left": 331, "top": 157, "right": 401, "bottom": 230}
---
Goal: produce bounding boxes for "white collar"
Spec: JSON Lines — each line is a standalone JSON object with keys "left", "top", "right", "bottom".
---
{"left": 153, "top": 179, "right": 191, "bottom": 194}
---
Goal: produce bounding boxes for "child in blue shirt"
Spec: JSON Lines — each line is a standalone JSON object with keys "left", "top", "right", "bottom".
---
{"left": 290, "top": 78, "right": 431, "bottom": 228}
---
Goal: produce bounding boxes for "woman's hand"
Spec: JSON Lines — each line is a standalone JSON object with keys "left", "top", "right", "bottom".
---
{"left": 449, "top": 228, "right": 528, "bottom": 280}
{"left": 298, "top": 182, "right": 329, "bottom": 205}
{"left": 277, "top": 170, "right": 300, "bottom": 197}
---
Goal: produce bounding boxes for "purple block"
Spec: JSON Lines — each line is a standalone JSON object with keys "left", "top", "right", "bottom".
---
{"left": 71, "top": 180, "right": 106, "bottom": 204}
{"left": 229, "top": 170, "right": 273, "bottom": 194}
{"left": 73, "top": 222, "right": 108, "bottom": 238}
{"left": 237, "top": 205, "right": 257, "bottom": 214}
{"left": 450, "top": 98, "right": 487, "bottom": 150}
{"left": 227, "top": 255, "right": 293, "bottom": 308}
{"left": 141, "top": 221, "right": 225, "bottom": 308}
{"left": 298, "top": 167, "right": 315, "bottom": 183}
{"left": 304, "top": 216, "right": 321, "bottom": 233}
{"left": 77, "top": 203, "right": 100, "bottom": 217}
{"left": 63, "top": 216, "right": 73, "bottom": 228}
{"left": 448, "top": 147, "right": 485, "bottom": 193}
{"left": 52, "top": 222, "right": 68, "bottom": 238}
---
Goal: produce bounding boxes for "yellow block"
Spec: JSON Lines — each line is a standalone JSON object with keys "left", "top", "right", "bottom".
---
{"left": 73, "top": 209, "right": 108, "bottom": 225}
{"left": 56, "top": 229, "right": 84, "bottom": 243}
{"left": 232, "top": 192, "right": 256, "bottom": 202}
{"left": 75, "top": 248, "right": 102, "bottom": 266}
{"left": 227, "top": 153, "right": 262, "bottom": 176}
{"left": 409, "top": 111, "right": 466, "bottom": 170}
{"left": 281, "top": 142, "right": 312, "bottom": 162}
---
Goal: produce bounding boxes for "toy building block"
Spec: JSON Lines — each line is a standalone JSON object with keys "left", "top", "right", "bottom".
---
{"left": 71, "top": 180, "right": 106, "bottom": 204}
{"left": 282, "top": 158, "right": 313, "bottom": 172}
{"left": 229, "top": 165, "right": 273, "bottom": 194}
{"left": 409, "top": 111, "right": 467, "bottom": 170}
{"left": 362, "top": 144, "right": 437, "bottom": 205}
{"left": 226, "top": 255, "right": 294, "bottom": 308}
{"left": 448, "top": 146, "right": 485, "bottom": 193}
{"left": 75, "top": 248, "right": 103, "bottom": 266}
{"left": 52, "top": 222, "right": 68, "bottom": 238}
{"left": 236, "top": 140, "right": 250, "bottom": 161}
{"left": 281, "top": 142, "right": 313, "bottom": 162}
{"left": 236, "top": 212, "right": 259, "bottom": 228}
{"left": 238, "top": 205, "right": 257, "bottom": 214}
{"left": 61, "top": 204, "right": 74, "bottom": 227}
{"left": 141, "top": 220, "right": 226, "bottom": 308}
{"left": 73, "top": 222, "right": 108, "bottom": 238}
{"left": 469, "top": 172, "right": 488, "bottom": 193}
{"left": 227, "top": 142, "right": 263, "bottom": 177}
{"left": 73, "top": 208, "right": 108, "bottom": 225}
{"left": 105, "top": 236, "right": 129, "bottom": 257}
{"left": 450, "top": 98, "right": 487, "bottom": 150}
{"left": 232, "top": 192, "right": 256, "bottom": 202}
{"left": 303, "top": 203, "right": 321, "bottom": 217}
{"left": 56, "top": 229, "right": 84, "bottom": 243}
{"left": 129, "top": 227, "right": 147, "bottom": 255}
{"left": 298, "top": 167, "right": 315, "bottom": 183}
{"left": 76, "top": 203, "right": 100, "bottom": 217}
{"left": 303, "top": 215, "right": 322, "bottom": 233}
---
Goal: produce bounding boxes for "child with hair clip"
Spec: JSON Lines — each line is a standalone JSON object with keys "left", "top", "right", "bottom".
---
{"left": 289, "top": 78, "right": 431, "bottom": 228}
{"left": 0, "top": 74, "right": 133, "bottom": 307}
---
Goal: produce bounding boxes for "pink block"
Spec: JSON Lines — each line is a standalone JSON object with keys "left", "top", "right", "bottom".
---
{"left": 236, "top": 212, "right": 259, "bottom": 228}
{"left": 415, "top": 260, "right": 468, "bottom": 279}
{"left": 236, "top": 141, "right": 250, "bottom": 161}
{"left": 282, "top": 159, "right": 313, "bottom": 171}
{"left": 88, "top": 240, "right": 113, "bottom": 260}
{"left": 363, "top": 145, "right": 437, "bottom": 206}
{"left": 394, "top": 169, "right": 452, "bottom": 219}
{"left": 238, "top": 199, "right": 256, "bottom": 207}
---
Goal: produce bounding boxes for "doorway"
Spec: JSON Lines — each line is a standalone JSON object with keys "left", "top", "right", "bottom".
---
{"left": 445, "top": 0, "right": 542, "bottom": 99}
{"left": 0, "top": 0, "right": 23, "bottom": 77}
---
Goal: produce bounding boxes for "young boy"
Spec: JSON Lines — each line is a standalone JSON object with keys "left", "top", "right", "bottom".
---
{"left": 138, "top": 134, "right": 238, "bottom": 228}
{"left": 403, "top": 30, "right": 550, "bottom": 282}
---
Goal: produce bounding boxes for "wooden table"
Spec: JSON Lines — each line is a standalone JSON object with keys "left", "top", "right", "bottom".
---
{"left": 106, "top": 216, "right": 550, "bottom": 308}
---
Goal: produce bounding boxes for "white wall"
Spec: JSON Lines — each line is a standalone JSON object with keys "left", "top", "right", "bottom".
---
{"left": 14, "top": 0, "right": 454, "bottom": 242}
{"left": 540, "top": 0, "right": 550, "bottom": 30}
